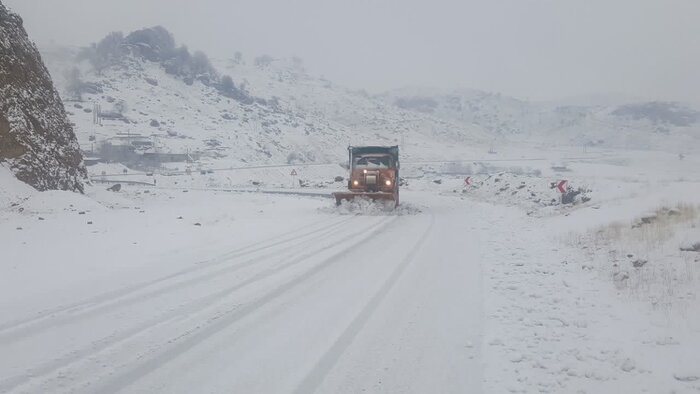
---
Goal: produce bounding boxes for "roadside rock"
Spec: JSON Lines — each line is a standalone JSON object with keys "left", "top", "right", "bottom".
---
{"left": 680, "top": 242, "right": 700, "bottom": 252}
{"left": 0, "top": 2, "right": 86, "bottom": 191}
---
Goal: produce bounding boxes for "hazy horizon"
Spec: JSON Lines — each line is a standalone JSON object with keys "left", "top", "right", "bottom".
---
{"left": 4, "top": 0, "right": 699, "bottom": 105}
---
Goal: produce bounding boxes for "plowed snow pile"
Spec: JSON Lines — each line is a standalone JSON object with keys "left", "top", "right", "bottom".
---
{"left": 319, "top": 197, "right": 423, "bottom": 216}
{"left": 464, "top": 172, "right": 591, "bottom": 211}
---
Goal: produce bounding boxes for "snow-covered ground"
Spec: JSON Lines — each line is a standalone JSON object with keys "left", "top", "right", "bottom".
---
{"left": 2, "top": 146, "right": 700, "bottom": 393}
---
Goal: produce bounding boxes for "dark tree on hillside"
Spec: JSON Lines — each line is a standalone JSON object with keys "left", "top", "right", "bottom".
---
{"left": 254, "top": 55, "right": 273, "bottom": 68}
{"left": 77, "top": 31, "right": 126, "bottom": 74}
{"left": 192, "top": 50, "right": 216, "bottom": 76}
{"left": 217, "top": 74, "right": 254, "bottom": 104}
{"left": 125, "top": 26, "right": 176, "bottom": 61}
{"left": 220, "top": 75, "right": 235, "bottom": 92}
{"left": 97, "top": 32, "right": 125, "bottom": 57}
{"left": 64, "top": 67, "right": 84, "bottom": 100}
{"left": 163, "top": 45, "right": 192, "bottom": 76}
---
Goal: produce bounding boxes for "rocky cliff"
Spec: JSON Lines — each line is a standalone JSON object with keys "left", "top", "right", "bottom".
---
{"left": 0, "top": 1, "right": 85, "bottom": 192}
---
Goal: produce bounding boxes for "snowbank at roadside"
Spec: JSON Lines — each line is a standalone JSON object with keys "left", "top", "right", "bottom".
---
{"left": 0, "top": 164, "right": 36, "bottom": 210}
{"left": 15, "top": 190, "right": 108, "bottom": 215}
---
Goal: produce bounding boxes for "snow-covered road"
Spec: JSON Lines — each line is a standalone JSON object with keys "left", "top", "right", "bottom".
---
{"left": 3, "top": 169, "right": 700, "bottom": 393}
{"left": 1, "top": 191, "right": 484, "bottom": 393}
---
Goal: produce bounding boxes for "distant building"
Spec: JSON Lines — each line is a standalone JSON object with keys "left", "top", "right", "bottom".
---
{"left": 97, "top": 135, "right": 197, "bottom": 165}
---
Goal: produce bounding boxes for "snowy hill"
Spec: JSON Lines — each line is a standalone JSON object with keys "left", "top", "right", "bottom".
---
{"left": 40, "top": 27, "right": 499, "bottom": 173}
{"left": 43, "top": 46, "right": 348, "bottom": 167}
{"left": 215, "top": 58, "right": 494, "bottom": 154}
{"left": 38, "top": 25, "right": 700, "bottom": 176}
{"left": 380, "top": 88, "right": 700, "bottom": 151}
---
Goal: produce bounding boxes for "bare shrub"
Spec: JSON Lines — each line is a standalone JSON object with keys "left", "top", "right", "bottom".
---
{"left": 581, "top": 203, "right": 700, "bottom": 311}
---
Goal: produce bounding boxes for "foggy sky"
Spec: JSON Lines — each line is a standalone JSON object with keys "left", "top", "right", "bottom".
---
{"left": 4, "top": 0, "right": 700, "bottom": 105}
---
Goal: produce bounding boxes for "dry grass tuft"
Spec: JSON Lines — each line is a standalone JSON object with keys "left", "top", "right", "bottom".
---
{"left": 574, "top": 203, "right": 700, "bottom": 311}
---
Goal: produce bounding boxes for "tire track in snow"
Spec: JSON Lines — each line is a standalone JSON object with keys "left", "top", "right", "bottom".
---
{"left": 0, "top": 215, "right": 354, "bottom": 339}
{"left": 0, "top": 216, "right": 353, "bottom": 345}
{"left": 293, "top": 211, "right": 436, "bottom": 394}
{"left": 80, "top": 216, "right": 398, "bottom": 394}
{"left": 1, "top": 216, "right": 395, "bottom": 394}
{"left": 0, "top": 215, "right": 363, "bottom": 391}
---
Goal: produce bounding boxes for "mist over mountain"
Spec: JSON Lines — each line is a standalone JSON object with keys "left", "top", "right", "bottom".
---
{"left": 40, "top": 26, "right": 508, "bottom": 168}
{"left": 380, "top": 87, "right": 700, "bottom": 149}
{"left": 36, "top": 24, "right": 699, "bottom": 174}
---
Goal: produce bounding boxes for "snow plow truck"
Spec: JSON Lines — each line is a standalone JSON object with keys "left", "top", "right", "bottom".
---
{"left": 333, "top": 146, "right": 400, "bottom": 207}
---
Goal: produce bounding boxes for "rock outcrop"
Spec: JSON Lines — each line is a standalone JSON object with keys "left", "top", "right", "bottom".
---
{"left": 0, "top": 1, "right": 86, "bottom": 192}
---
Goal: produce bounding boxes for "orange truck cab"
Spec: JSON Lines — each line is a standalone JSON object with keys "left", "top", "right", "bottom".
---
{"left": 333, "top": 146, "right": 400, "bottom": 206}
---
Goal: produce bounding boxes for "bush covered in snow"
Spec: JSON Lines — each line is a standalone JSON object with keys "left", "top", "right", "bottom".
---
{"left": 77, "top": 26, "right": 262, "bottom": 105}
{"left": 254, "top": 55, "right": 274, "bottom": 68}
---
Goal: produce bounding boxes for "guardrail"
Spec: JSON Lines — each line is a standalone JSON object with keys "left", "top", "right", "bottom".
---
{"left": 91, "top": 178, "right": 156, "bottom": 186}
{"left": 91, "top": 180, "right": 334, "bottom": 199}
{"left": 91, "top": 155, "right": 603, "bottom": 178}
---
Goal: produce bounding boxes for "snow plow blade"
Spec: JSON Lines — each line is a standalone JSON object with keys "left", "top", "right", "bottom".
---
{"left": 333, "top": 191, "right": 397, "bottom": 206}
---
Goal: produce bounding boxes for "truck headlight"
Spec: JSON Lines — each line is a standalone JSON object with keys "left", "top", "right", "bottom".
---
{"left": 385, "top": 180, "right": 392, "bottom": 186}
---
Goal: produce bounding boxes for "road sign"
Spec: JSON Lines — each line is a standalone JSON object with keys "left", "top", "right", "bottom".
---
{"left": 465, "top": 176, "right": 472, "bottom": 185}
{"left": 290, "top": 169, "right": 297, "bottom": 176}
{"left": 557, "top": 180, "right": 567, "bottom": 193}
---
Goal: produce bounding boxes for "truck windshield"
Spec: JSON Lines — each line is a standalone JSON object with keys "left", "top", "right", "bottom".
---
{"left": 353, "top": 155, "right": 392, "bottom": 169}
